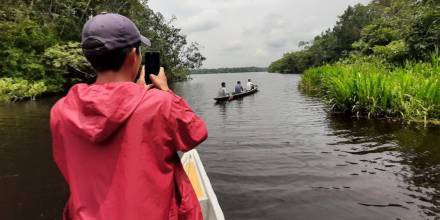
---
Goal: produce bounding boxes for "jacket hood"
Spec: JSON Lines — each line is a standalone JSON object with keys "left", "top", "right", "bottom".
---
{"left": 59, "top": 83, "right": 146, "bottom": 143}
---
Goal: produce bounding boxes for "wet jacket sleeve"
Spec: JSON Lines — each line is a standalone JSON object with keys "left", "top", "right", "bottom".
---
{"left": 169, "top": 92, "right": 208, "bottom": 152}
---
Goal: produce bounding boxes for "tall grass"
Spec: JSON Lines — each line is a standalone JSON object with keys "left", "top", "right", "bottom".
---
{"left": 299, "top": 55, "right": 440, "bottom": 124}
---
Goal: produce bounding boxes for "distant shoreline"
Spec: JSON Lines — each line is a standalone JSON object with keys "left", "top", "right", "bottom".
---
{"left": 191, "top": 67, "right": 267, "bottom": 74}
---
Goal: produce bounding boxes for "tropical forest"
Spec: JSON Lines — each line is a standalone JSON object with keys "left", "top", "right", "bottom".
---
{"left": 0, "top": 0, "right": 205, "bottom": 102}
{"left": 269, "top": 0, "right": 439, "bottom": 125}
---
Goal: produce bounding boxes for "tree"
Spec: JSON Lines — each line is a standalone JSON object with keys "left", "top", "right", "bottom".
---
{"left": 406, "top": 0, "right": 440, "bottom": 60}
{"left": 269, "top": 0, "right": 440, "bottom": 73}
{"left": 0, "top": 0, "right": 207, "bottom": 100}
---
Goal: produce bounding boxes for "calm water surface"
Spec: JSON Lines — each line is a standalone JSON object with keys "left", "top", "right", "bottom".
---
{"left": 0, "top": 72, "right": 439, "bottom": 220}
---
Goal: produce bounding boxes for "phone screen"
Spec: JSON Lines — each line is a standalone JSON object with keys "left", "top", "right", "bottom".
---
{"left": 143, "top": 51, "right": 160, "bottom": 84}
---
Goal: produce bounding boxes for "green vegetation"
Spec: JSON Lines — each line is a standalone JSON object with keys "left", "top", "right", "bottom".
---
{"left": 0, "top": 0, "right": 205, "bottom": 102}
{"left": 269, "top": 0, "right": 440, "bottom": 73}
{"left": 300, "top": 54, "right": 440, "bottom": 124}
{"left": 0, "top": 78, "right": 48, "bottom": 102}
{"left": 269, "top": 0, "right": 439, "bottom": 124}
{"left": 191, "top": 67, "right": 268, "bottom": 74}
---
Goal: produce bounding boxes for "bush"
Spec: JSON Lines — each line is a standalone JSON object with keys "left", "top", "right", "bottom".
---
{"left": 268, "top": 50, "right": 312, "bottom": 73}
{"left": 0, "top": 78, "right": 48, "bottom": 102}
{"left": 372, "top": 40, "right": 408, "bottom": 64}
{"left": 0, "top": 18, "right": 57, "bottom": 79}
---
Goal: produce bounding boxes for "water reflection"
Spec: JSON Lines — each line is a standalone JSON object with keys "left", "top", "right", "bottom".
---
{"left": 327, "top": 115, "right": 440, "bottom": 217}
{"left": 0, "top": 98, "right": 67, "bottom": 220}
{"left": 216, "top": 102, "right": 228, "bottom": 121}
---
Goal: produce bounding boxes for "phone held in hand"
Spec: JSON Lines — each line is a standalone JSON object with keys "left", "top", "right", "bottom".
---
{"left": 143, "top": 51, "right": 160, "bottom": 84}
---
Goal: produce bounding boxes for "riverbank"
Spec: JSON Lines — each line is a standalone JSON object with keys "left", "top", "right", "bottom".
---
{"left": 191, "top": 67, "right": 267, "bottom": 74}
{"left": 0, "top": 78, "right": 49, "bottom": 102}
{"left": 299, "top": 56, "right": 440, "bottom": 126}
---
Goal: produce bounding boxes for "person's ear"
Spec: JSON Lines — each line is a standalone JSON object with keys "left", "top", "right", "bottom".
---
{"left": 123, "top": 48, "right": 134, "bottom": 67}
{"left": 135, "top": 48, "right": 142, "bottom": 65}
{"left": 129, "top": 48, "right": 137, "bottom": 64}
{"left": 130, "top": 48, "right": 139, "bottom": 62}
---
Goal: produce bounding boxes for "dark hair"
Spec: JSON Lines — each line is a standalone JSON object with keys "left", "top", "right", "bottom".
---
{"left": 221, "top": 82, "right": 226, "bottom": 87}
{"left": 237, "top": 81, "right": 241, "bottom": 84}
{"left": 84, "top": 41, "right": 141, "bottom": 72}
{"left": 248, "top": 79, "right": 251, "bottom": 82}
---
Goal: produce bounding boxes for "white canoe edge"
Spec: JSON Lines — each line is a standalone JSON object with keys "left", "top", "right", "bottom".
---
{"left": 181, "top": 150, "right": 225, "bottom": 220}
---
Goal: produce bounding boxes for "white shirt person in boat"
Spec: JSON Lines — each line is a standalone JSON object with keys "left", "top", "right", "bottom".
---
{"left": 218, "top": 82, "right": 231, "bottom": 97}
{"left": 246, "top": 79, "right": 255, "bottom": 91}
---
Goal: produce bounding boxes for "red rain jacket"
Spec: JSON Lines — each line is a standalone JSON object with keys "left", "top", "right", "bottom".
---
{"left": 50, "top": 82, "right": 207, "bottom": 220}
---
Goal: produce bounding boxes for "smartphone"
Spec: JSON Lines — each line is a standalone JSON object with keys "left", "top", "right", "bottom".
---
{"left": 143, "top": 51, "right": 160, "bottom": 84}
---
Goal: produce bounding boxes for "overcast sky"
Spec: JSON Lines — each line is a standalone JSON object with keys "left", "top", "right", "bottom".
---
{"left": 148, "top": 0, "right": 371, "bottom": 68}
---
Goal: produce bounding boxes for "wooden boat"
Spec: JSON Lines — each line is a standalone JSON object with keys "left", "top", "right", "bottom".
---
{"left": 214, "top": 86, "right": 259, "bottom": 102}
{"left": 181, "top": 150, "right": 225, "bottom": 220}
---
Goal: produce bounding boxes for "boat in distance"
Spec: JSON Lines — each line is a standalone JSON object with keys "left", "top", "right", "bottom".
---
{"left": 214, "top": 86, "right": 259, "bottom": 102}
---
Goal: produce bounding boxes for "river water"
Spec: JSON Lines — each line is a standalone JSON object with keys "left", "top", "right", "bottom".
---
{"left": 0, "top": 72, "right": 439, "bottom": 220}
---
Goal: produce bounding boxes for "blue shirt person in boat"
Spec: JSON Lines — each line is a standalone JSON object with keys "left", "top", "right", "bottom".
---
{"left": 234, "top": 81, "right": 244, "bottom": 94}
{"left": 218, "top": 82, "right": 230, "bottom": 97}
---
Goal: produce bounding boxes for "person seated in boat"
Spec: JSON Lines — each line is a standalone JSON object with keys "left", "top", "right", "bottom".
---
{"left": 218, "top": 82, "right": 230, "bottom": 97}
{"left": 246, "top": 79, "right": 255, "bottom": 91}
{"left": 234, "top": 81, "right": 244, "bottom": 94}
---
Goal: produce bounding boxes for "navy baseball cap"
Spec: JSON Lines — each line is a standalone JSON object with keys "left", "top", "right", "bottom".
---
{"left": 81, "top": 12, "right": 151, "bottom": 56}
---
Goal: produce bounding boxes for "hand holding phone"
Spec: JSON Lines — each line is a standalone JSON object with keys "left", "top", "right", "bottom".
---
{"left": 137, "top": 51, "right": 168, "bottom": 91}
{"left": 136, "top": 66, "right": 153, "bottom": 89}
{"left": 150, "top": 67, "right": 169, "bottom": 92}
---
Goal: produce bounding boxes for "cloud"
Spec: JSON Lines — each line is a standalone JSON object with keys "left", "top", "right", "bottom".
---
{"left": 254, "top": 48, "right": 268, "bottom": 58}
{"left": 262, "top": 14, "right": 289, "bottom": 31}
{"left": 148, "top": 0, "right": 372, "bottom": 68}
{"left": 222, "top": 41, "right": 245, "bottom": 52}
{"left": 179, "top": 9, "right": 220, "bottom": 33}
{"left": 266, "top": 38, "right": 288, "bottom": 49}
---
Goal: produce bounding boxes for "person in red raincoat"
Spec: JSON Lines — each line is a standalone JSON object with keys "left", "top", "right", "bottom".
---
{"left": 50, "top": 13, "right": 207, "bottom": 220}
